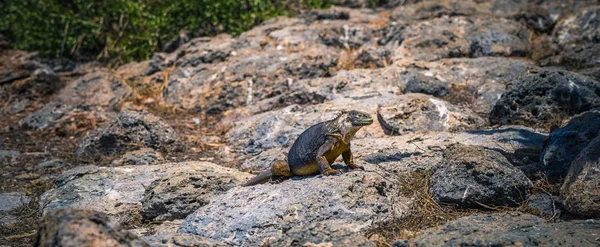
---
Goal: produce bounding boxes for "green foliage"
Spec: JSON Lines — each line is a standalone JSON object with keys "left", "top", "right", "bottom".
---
{"left": 0, "top": 0, "right": 330, "bottom": 65}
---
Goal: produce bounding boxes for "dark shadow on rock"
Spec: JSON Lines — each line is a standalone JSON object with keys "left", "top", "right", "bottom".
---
{"left": 363, "top": 151, "right": 422, "bottom": 164}
{"left": 465, "top": 127, "right": 547, "bottom": 147}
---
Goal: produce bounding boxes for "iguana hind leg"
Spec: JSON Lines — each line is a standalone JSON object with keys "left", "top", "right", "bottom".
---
{"left": 269, "top": 160, "right": 292, "bottom": 183}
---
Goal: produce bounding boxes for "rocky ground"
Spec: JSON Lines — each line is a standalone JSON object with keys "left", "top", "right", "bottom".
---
{"left": 1, "top": 0, "right": 600, "bottom": 246}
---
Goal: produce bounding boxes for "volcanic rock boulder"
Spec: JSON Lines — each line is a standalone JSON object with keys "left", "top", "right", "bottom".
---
{"left": 140, "top": 162, "right": 248, "bottom": 222}
{"left": 403, "top": 72, "right": 448, "bottom": 97}
{"left": 178, "top": 163, "right": 410, "bottom": 246}
{"left": 526, "top": 193, "right": 562, "bottom": 218}
{"left": 429, "top": 144, "right": 532, "bottom": 208}
{"left": 0, "top": 192, "right": 30, "bottom": 226}
{"left": 41, "top": 162, "right": 251, "bottom": 226}
{"left": 21, "top": 69, "right": 132, "bottom": 130}
{"left": 34, "top": 208, "right": 148, "bottom": 247}
{"left": 111, "top": 148, "right": 165, "bottom": 166}
{"left": 561, "top": 133, "right": 600, "bottom": 217}
{"left": 489, "top": 69, "right": 600, "bottom": 128}
{"left": 76, "top": 110, "right": 182, "bottom": 160}
{"left": 398, "top": 213, "right": 600, "bottom": 246}
{"left": 540, "top": 110, "right": 600, "bottom": 180}
{"left": 143, "top": 234, "right": 219, "bottom": 247}
{"left": 545, "top": 6, "right": 600, "bottom": 70}
{"left": 377, "top": 94, "right": 485, "bottom": 135}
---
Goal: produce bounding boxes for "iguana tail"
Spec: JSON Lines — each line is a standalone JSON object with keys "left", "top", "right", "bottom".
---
{"left": 242, "top": 170, "right": 272, "bottom": 186}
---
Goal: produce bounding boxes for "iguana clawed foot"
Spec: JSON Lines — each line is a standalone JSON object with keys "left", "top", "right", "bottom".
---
{"left": 270, "top": 176, "right": 286, "bottom": 184}
{"left": 347, "top": 163, "right": 365, "bottom": 170}
{"left": 322, "top": 168, "right": 341, "bottom": 176}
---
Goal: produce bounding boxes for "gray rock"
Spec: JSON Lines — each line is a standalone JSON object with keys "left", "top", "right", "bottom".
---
{"left": 0, "top": 192, "right": 30, "bottom": 226}
{"left": 20, "top": 102, "right": 73, "bottom": 130}
{"left": 389, "top": 16, "right": 470, "bottom": 62}
{"left": 405, "top": 213, "right": 600, "bottom": 246}
{"left": 41, "top": 162, "right": 251, "bottom": 226}
{"left": 143, "top": 234, "right": 221, "bottom": 247}
{"left": 178, "top": 163, "right": 410, "bottom": 246}
{"left": 36, "top": 159, "right": 68, "bottom": 170}
{"left": 540, "top": 110, "right": 600, "bottom": 180}
{"left": 0, "top": 150, "right": 21, "bottom": 163}
{"left": 467, "top": 18, "right": 529, "bottom": 57}
{"left": 3, "top": 98, "right": 30, "bottom": 114}
{"left": 353, "top": 47, "right": 392, "bottom": 69}
{"left": 489, "top": 69, "right": 600, "bottom": 128}
{"left": 542, "top": 42, "right": 600, "bottom": 70}
{"left": 413, "top": 57, "right": 535, "bottom": 115}
{"left": 554, "top": 6, "right": 600, "bottom": 48}
{"left": 403, "top": 72, "right": 448, "bottom": 97}
{"left": 389, "top": 0, "right": 524, "bottom": 22}
{"left": 561, "top": 132, "right": 600, "bottom": 217}
{"left": 546, "top": 6, "right": 600, "bottom": 71}
{"left": 76, "top": 110, "right": 182, "bottom": 160}
{"left": 112, "top": 148, "right": 165, "bottom": 166}
{"left": 34, "top": 208, "right": 149, "bottom": 247}
{"left": 226, "top": 95, "right": 391, "bottom": 158}
{"left": 161, "top": 34, "right": 338, "bottom": 113}
{"left": 388, "top": 15, "right": 529, "bottom": 63}
{"left": 140, "top": 162, "right": 245, "bottom": 222}
{"left": 526, "top": 193, "right": 562, "bottom": 218}
{"left": 239, "top": 147, "right": 286, "bottom": 172}
{"left": 377, "top": 94, "right": 485, "bottom": 135}
{"left": 0, "top": 192, "right": 30, "bottom": 213}
{"left": 21, "top": 69, "right": 131, "bottom": 130}
{"left": 330, "top": 0, "right": 368, "bottom": 8}
{"left": 130, "top": 220, "right": 183, "bottom": 237}
{"left": 429, "top": 144, "right": 533, "bottom": 208}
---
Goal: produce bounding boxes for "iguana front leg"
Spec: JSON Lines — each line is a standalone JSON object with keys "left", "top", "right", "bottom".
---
{"left": 342, "top": 147, "right": 364, "bottom": 170}
{"left": 317, "top": 137, "right": 341, "bottom": 176}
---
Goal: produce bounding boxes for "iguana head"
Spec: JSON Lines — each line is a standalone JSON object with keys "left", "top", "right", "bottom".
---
{"left": 345, "top": 110, "right": 373, "bottom": 127}
{"left": 330, "top": 110, "right": 373, "bottom": 141}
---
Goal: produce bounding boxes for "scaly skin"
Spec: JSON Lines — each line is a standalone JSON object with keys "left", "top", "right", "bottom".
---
{"left": 243, "top": 110, "right": 373, "bottom": 186}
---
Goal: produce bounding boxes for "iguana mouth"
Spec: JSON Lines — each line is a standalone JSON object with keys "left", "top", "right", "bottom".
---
{"left": 353, "top": 118, "right": 374, "bottom": 126}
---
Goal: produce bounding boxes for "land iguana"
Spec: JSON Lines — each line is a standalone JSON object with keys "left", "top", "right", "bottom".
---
{"left": 243, "top": 110, "right": 373, "bottom": 186}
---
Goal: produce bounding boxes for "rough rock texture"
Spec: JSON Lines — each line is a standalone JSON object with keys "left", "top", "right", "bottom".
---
{"left": 0, "top": 150, "right": 21, "bottom": 162}
{"left": 21, "top": 69, "right": 131, "bottom": 130}
{"left": 561, "top": 133, "right": 600, "bottom": 217}
{"left": 545, "top": 6, "right": 600, "bottom": 70}
{"left": 36, "top": 158, "right": 68, "bottom": 170}
{"left": 429, "top": 144, "right": 533, "bottom": 208}
{"left": 6, "top": 1, "right": 600, "bottom": 246}
{"left": 41, "top": 162, "right": 251, "bottom": 225}
{"left": 178, "top": 163, "right": 410, "bottom": 246}
{"left": 402, "top": 213, "right": 600, "bottom": 247}
{"left": 238, "top": 122, "right": 546, "bottom": 174}
{"left": 226, "top": 95, "right": 392, "bottom": 155}
{"left": 540, "top": 110, "right": 600, "bottom": 179}
{"left": 34, "top": 208, "right": 148, "bottom": 247}
{"left": 112, "top": 148, "right": 165, "bottom": 166}
{"left": 403, "top": 71, "right": 448, "bottom": 97}
{"left": 0, "top": 192, "right": 30, "bottom": 226}
{"left": 76, "top": 110, "right": 182, "bottom": 160}
{"left": 143, "top": 234, "right": 220, "bottom": 247}
{"left": 526, "top": 193, "right": 562, "bottom": 218}
{"left": 377, "top": 93, "right": 485, "bottom": 135}
{"left": 490, "top": 69, "right": 600, "bottom": 128}
{"left": 154, "top": 7, "right": 386, "bottom": 113}
{"left": 140, "top": 162, "right": 246, "bottom": 222}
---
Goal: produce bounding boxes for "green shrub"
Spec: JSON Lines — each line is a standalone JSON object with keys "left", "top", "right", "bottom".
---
{"left": 0, "top": 0, "right": 330, "bottom": 65}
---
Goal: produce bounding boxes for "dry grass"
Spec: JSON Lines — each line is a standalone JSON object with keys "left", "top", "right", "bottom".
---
{"left": 366, "top": 168, "right": 570, "bottom": 246}
{"left": 365, "top": 170, "right": 484, "bottom": 245}
{"left": 0, "top": 180, "right": 53, "bottom": 247}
